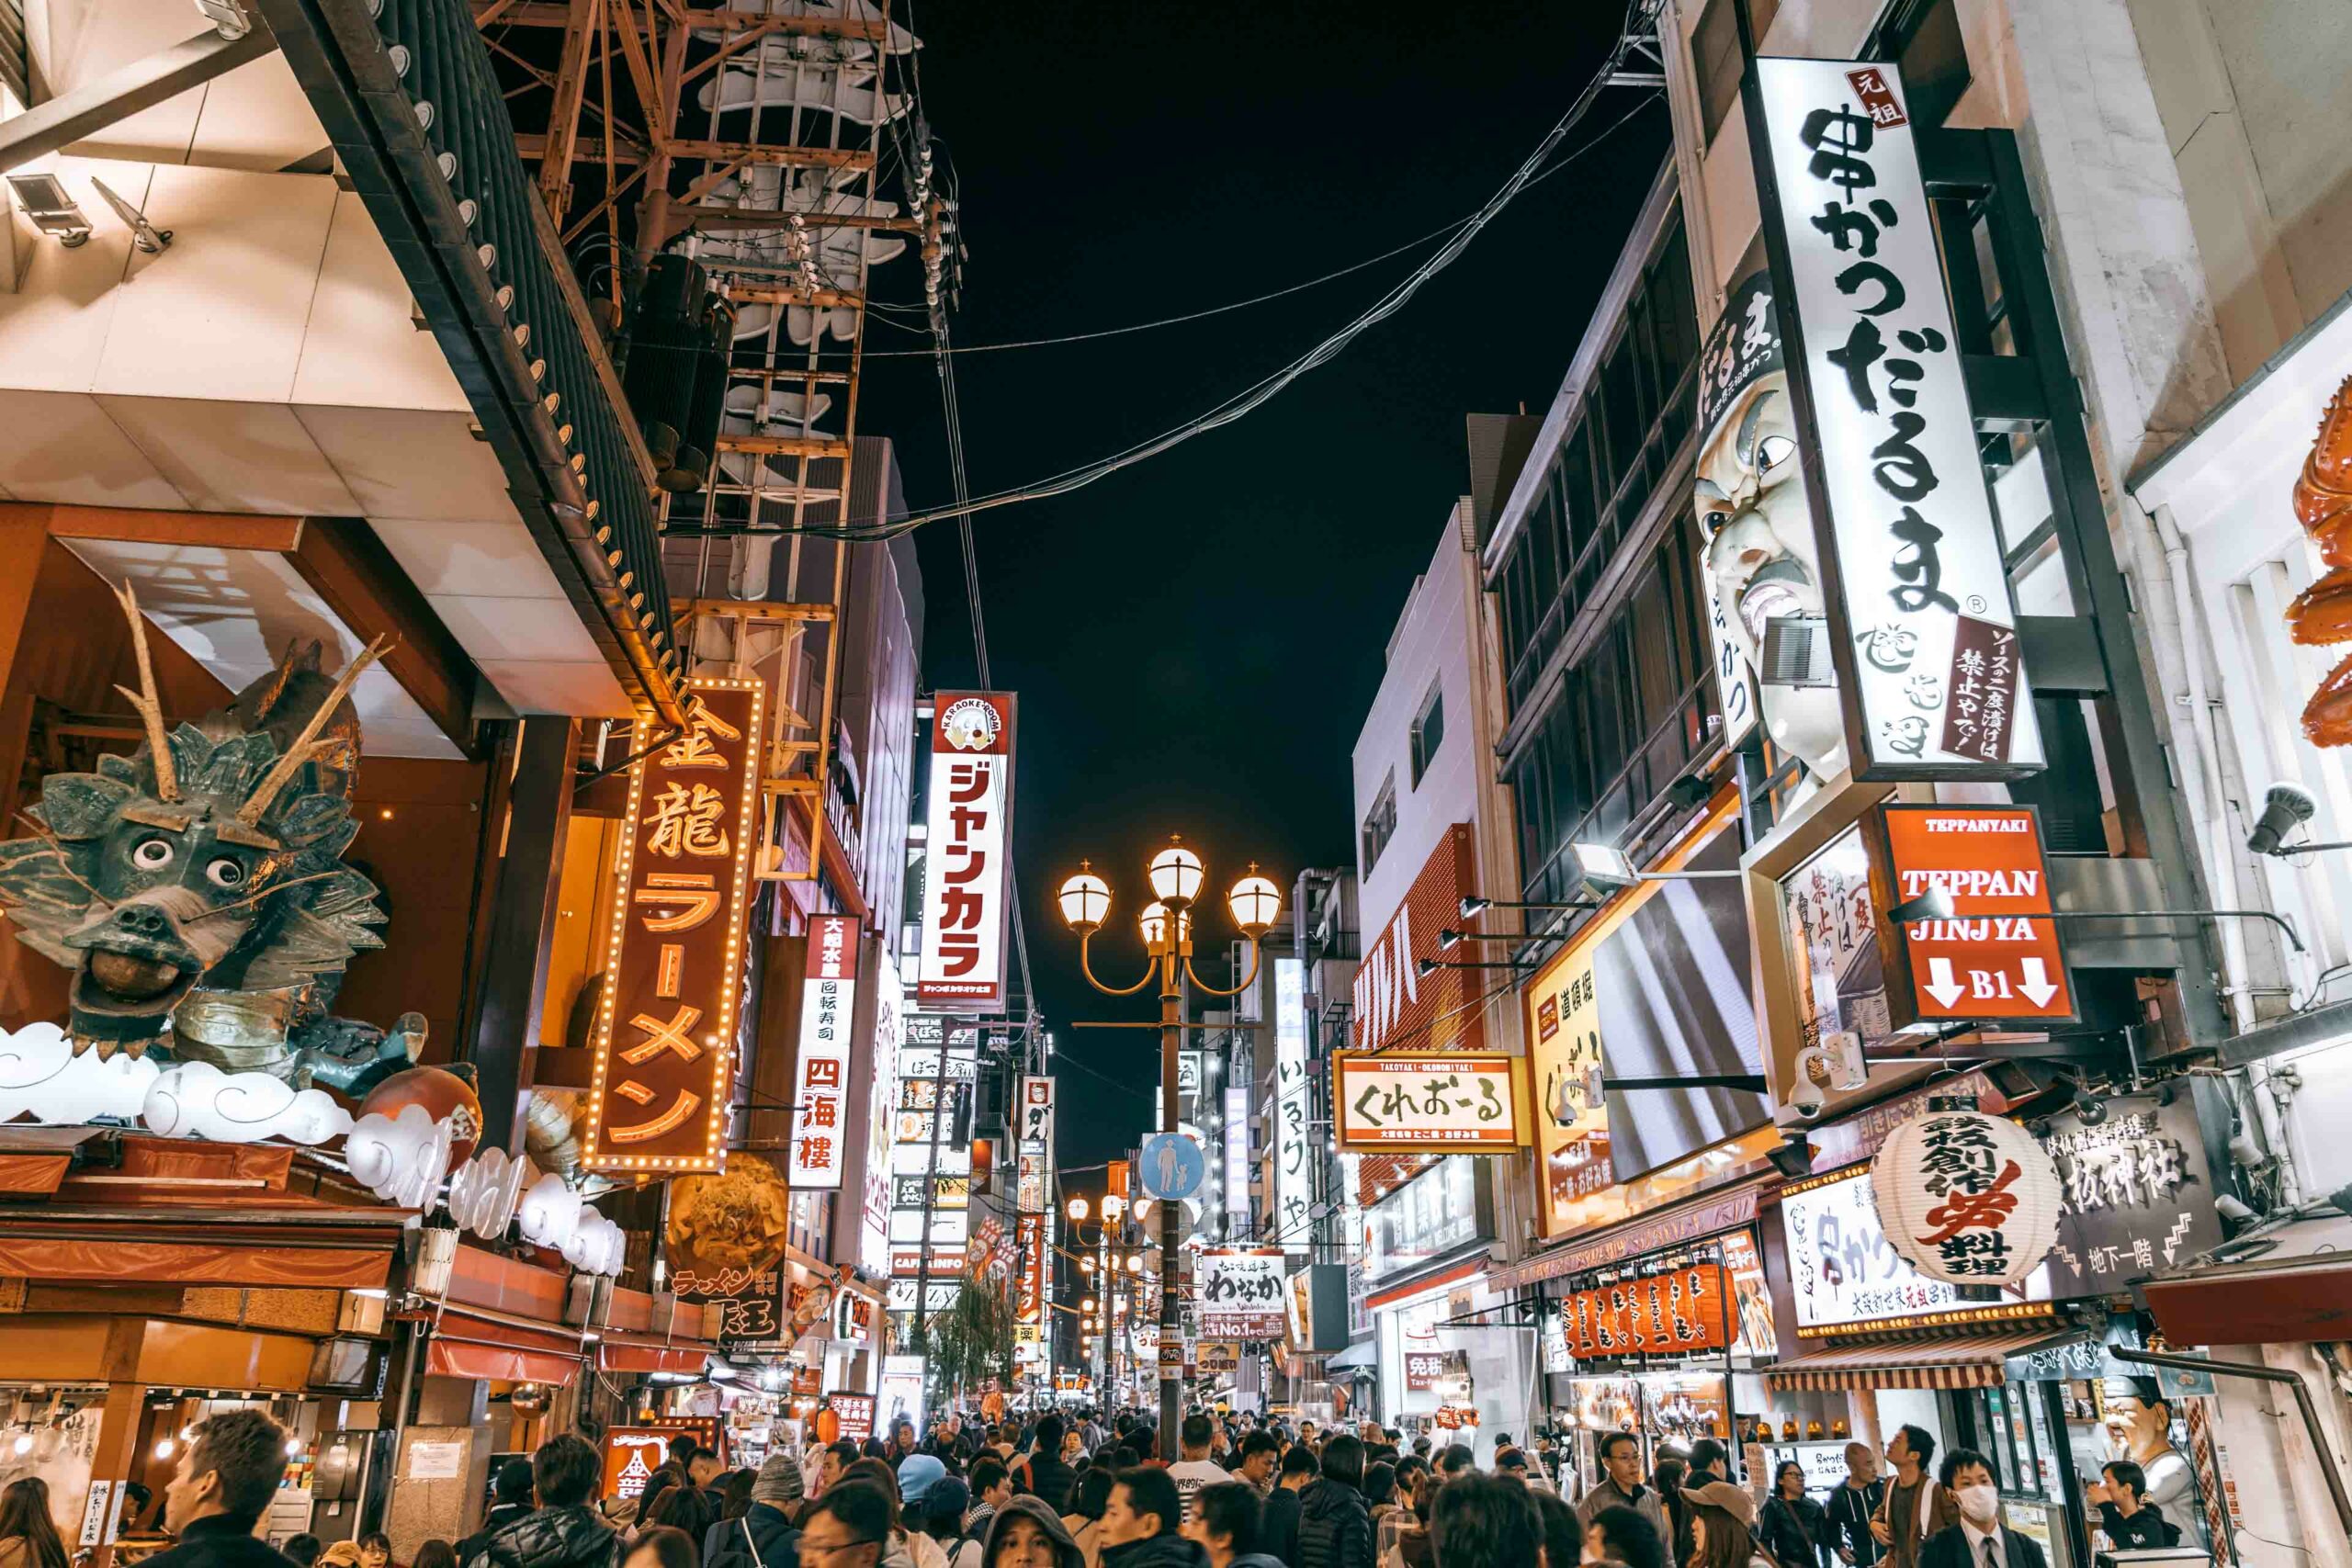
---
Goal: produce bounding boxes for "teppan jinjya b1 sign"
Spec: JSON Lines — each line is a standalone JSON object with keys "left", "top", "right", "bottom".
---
{"left": 1878, "top": 804, "right": 2075, "bottom": 1024}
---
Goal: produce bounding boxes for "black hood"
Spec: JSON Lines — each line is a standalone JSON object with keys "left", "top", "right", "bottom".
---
{"left": 1100, "top": 1532, "right": 1207, "bottom": 1568}
{"left": 983, "top": 1497, "right": 1086, "bottom": 1568}
{"left": 486, "top": 1506, "right": 618, "bottom": 1568}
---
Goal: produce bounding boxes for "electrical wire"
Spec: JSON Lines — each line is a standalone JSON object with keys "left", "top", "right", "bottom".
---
{"left": 666, "top": 76, "right": 1665, "bottom": 543}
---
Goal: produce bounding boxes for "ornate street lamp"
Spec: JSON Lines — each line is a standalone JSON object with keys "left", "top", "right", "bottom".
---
{"left": 1057, "top": 833, "right": 1275, "bottom": 1450}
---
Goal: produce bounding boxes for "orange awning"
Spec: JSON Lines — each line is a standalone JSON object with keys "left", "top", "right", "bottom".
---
{"left": 598, "top": 1340, "right": 710, "bottom": 1375}
{"left": 2145, "top": 1254, "right": 2352, "bottom": 1347}
{"left": 424, "top": 1309, "right": 587, "bottom": 1385}
{"left": 1764, "top": 1327, "right": 2064, "bottom": 1392}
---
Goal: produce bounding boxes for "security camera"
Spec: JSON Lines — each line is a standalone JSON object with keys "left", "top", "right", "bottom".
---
{"left": 2247, "top": 782, "right": 2318, "bottom": 855}
{"left": 1787, "top": 1048, "right": 1830, "bottom": 1120}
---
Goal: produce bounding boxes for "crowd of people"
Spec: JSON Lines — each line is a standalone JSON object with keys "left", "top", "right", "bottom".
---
{"left": 0, "top": 1403, "right": 2178, "bottom": 1568}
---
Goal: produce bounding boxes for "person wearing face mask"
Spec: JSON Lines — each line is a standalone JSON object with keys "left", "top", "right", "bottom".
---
{"left": 1916, "top": 1454, "right": 2040, "bottom": 1568}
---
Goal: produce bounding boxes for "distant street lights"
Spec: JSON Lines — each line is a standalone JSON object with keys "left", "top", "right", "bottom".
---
{"left": 1060, "top": 836, "right": 1276, "bottom": 1450}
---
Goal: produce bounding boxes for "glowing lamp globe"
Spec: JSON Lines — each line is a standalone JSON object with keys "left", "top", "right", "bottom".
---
{"left": 1148, "top": 839, "right": 1204, "bottom": 904}
{"left": 1102, "top": 1193, "right": 1125, "bottom": 1221}
{"left": 1228, "top": 865, "right": 1280, "bottom": 934}
{"left": 1139, "top": 902, "right": 1172, "bottom": 947}
{"left": 1058, "top": 865, "right": 1111, "bottom": 932}
{"left": 1068, "top": 1196, "right": 1091, "bottom": 1223}
{"left": 357, "top": 1065, "right": 484, "bottom": 1167}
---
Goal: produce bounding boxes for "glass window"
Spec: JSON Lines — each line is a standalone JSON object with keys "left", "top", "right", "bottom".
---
{"left": 1410, "top": 682, "right": 1446, "bottom": 787}
{"left": 1362, "top": 773, "right": 1398, "bottom": 874}
{"left": 1692, "top": 0, "right": 1781, "bottom": 142}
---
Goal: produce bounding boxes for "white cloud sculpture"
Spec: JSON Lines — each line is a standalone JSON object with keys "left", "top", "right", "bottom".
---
{"left": 346, "top": 1100, "right": 454, "bottom": 1207}
{"left": 446, "top": 1146, "right": 532, "bottom": 1240}
{"left": 142, "top": 1060, "right": 355, "bottom": 1145}
{"left": 0, "top": 1021, "right": 158, "bottom": 1123}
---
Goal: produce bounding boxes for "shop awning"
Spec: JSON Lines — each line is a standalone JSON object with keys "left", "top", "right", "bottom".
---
{"left": 598, "top": 1337, "right": 711, "bottom": 1375}
{"left": 424, "top": 1308, "right": 587, "bottom": 1385}
{"left": 2143, "top": 1219, "right": 2352, "bottom": 1346}
{"left": 1325, "top": 1341, "right": 1378, "bottom": 1374}
{"left": 1764, "top": 1327, "right": 2065, "bottom": 1392}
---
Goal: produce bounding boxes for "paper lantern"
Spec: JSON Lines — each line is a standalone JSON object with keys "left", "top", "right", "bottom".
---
{"left": 1869, "top": 1105, "right": 2061, "bottom": 1290}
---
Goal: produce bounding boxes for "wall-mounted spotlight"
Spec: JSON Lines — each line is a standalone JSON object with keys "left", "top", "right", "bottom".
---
{"left": 91, "top": 179, "right": 172, "bottom": 254}
{"left": 6, "top": 175, "right": 91, "bottom": 247}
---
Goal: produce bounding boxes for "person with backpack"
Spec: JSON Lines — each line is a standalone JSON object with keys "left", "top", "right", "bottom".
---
{"left": 707, "top": 1456, "right": 803, "bottom": 1568}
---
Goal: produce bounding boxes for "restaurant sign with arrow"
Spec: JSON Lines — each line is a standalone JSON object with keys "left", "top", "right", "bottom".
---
{"left": 1881, "top": 804, "right": 2075, "bottom": 1023}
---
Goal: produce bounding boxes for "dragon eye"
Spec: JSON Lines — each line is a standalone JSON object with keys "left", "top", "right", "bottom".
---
{"left": 1703, "top": 508, "right": 1733, "bottom": 535}
{"left": 130, "top": 838, "right": 173, "bottom": 871}
{"left": 1757, "top": 434, "right": 1797, "bottom": 470}
{"left": 206, "top": 857, "right": 246, "bottom": 890}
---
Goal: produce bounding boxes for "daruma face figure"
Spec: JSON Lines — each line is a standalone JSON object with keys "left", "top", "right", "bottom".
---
{"left": 1693, "top": 272, "right": 1849, "bottom": 784}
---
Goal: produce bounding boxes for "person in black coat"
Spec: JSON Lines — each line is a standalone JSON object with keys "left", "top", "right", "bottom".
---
{"left": 1294, "top": 1438, "right": 1374, "bottom": 1568}
{"left": 1021, "top": 1416, "right": 1082, "bottom": 1517}
{"left": 1917, "top": 1452, "right": 2046, "bottom": 1568}
{"left": 461, "top": 1462, "right": 540, "bottom": 1567}
{"left": 144, "top": 1411, "right": 300, "bottom": 1568}
{"left": 1758, "top": 1463, "right": 1830, "bottom": 1568}
{"left": 708, "top": 1457, "right": 804, "bottom": 1568}
{"left": 1262, "top": 1447, "right": 1317, "bottom": 1568}
{"left": 467, "top": 1437, "right": 622, "bottom": 1568}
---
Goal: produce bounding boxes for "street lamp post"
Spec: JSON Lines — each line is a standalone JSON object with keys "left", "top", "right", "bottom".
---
{"left": 1060, "top": 838, "right": 1277, "bottom": 1456}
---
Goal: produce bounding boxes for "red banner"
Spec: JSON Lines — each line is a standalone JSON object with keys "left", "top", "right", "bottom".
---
{"left": 1560, "top": 1264, "right": 1736, "bottom": 1359}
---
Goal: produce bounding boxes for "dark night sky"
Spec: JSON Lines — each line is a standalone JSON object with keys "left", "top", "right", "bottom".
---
{"left": 860, "top": 3, "right": 1669, "bottom": 1169}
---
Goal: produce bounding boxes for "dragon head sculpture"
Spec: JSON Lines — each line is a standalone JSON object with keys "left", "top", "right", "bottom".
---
{"left": 0, "top": 584, "right": 395, "bottom": 1068}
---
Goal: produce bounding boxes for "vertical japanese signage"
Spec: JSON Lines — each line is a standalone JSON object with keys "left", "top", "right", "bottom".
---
{"left": 1525, "top": 937, "right": 1611, "bottom": 1235}
{"left": 787, "top": 915, "right": 861, "bottom": 1188}
{"left": 1882, "top": 806, "right": 2074, "bottom": 1022}
{"left": 1015, "top": 1212, "right": 1046, "bottom": 1337}
{"left": 1272, "top": 956, "right": 1311, "bottom": 1256}
{"left": 1223, "top": 1085, "right": 1250, "bottom": 1216}
{"left": 858, "top": 947, "right": 904, "bottom": 1272}
{"left": 1019, "top": 1076, "right": 1057, "bottom": 1154}
{"left": 916, "top": 693, "right": 1017, "bottom": 1010}
{"left": 1750, "top": 59, "right": 2043, "bottom": 778}
{"left": 583, "top": 679, "right": 764, "bottom": 1173}
{"left": 1352, "top": 825, "right": 1485, "bottom": 1053}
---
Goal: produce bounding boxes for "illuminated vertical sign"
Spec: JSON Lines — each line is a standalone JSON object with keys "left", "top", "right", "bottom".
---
{"left": 1015, "top": 1212, "right": 1046, "bottom": 1337}
{"left": 1750, "top": 58, "right": 2043, "bottom": 778}
{"left": 1224, "top": 1086, "right": 1250, "bottom": 1216}
{"left": 858, "top": 947, "right": 903, "bottom": 1273}
{"left": 787, "top": 914, "right": 861, "bottom": 1188}
{"left": 915, "top": 693, "right": 1017, "bottom": 1010}
{"left": 583, "top": 679, "right": 764, "bottom": 1173}
{"left": 1272, "top": 956, "right": 1311, "bottom": 1257}
{"left": 1019, "top": 1075, "right": 1057, "bottom": 1153}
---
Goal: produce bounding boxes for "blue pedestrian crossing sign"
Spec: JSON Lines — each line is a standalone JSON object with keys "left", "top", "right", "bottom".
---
{"left": 1137, "top": 1132, "right": 1204, "bottom": 1201}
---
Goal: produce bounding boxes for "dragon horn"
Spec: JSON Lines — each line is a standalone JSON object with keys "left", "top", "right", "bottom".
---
{"left": 109, "top": 581, "right": 179, "bottom": 803}
{"left": 235, "top": 634, "right": 393, "bottom": 826}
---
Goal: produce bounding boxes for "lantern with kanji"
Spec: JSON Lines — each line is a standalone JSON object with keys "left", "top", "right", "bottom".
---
{"left": 1869, "top": 1102, "right": 2061, "bottom": 1290}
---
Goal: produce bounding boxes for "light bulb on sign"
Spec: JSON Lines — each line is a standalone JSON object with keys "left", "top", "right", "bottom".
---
{"left": 10, "top": 1433, "right": 28, "bottom": 1456}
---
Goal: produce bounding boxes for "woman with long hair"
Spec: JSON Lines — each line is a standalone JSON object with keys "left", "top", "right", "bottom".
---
{"left": 412, "top": 1541, "right": 459, "bottom": 1568}
{"left": 0, "top": 1479, "right": 67, "bottom": 1568}
{"left": 1060, "top": 1469, "right": 1115, "bottom": 1568}
{"left": 1684, "top": 1483, "right": 1781, "bottom": 1568}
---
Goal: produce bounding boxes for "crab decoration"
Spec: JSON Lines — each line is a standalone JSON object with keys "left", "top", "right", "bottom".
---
{"left": 0, "top": 583, "right": 417, "bottom": 1093}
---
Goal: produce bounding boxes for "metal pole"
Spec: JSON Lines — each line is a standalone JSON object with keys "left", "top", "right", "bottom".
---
{"left": 1159, "top": 930, "right": 1183, "bottom": 1456}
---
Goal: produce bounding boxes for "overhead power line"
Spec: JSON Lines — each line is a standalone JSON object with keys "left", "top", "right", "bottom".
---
{"left": 669, "top": 54, "right": 1665, "bottom": 544}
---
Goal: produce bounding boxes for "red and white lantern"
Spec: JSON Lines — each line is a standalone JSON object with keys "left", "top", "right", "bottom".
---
{"left": 1870, "top": 1104, "right": 2062, "bottom": 1291}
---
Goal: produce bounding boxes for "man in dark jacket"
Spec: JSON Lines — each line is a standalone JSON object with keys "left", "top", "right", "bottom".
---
{"left": 1183, "top": 1483, "right": 1285, "bottom": 1568}
{"left": 1262, "top": 1447, "right": 1317, "bottom": 1567}
{"left": 709, "top": 1454, "right": 803, "bottom": 1568}
{"left": 1020, "top": 1416, "right": 1080, "bottom": 1515}
{"left": 151, "top": 1409, "right": 299, "bottom": 1568}
{"left": 1295, "top": 1437, "right": 1373, "bottom": 1568}
{"left": 466, "top": 1435, "right": 621, "bottom": 1568}
{"left": 461, "top": 1461, "right": 539, "bottom": 1565}
{"left": 1101, "top": 1468, "right": 1209, "bottom": 1568}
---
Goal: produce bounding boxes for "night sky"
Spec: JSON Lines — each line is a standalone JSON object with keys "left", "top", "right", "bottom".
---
{"left": 861, "top": 2, "right": 1669, "bottom": 1169}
